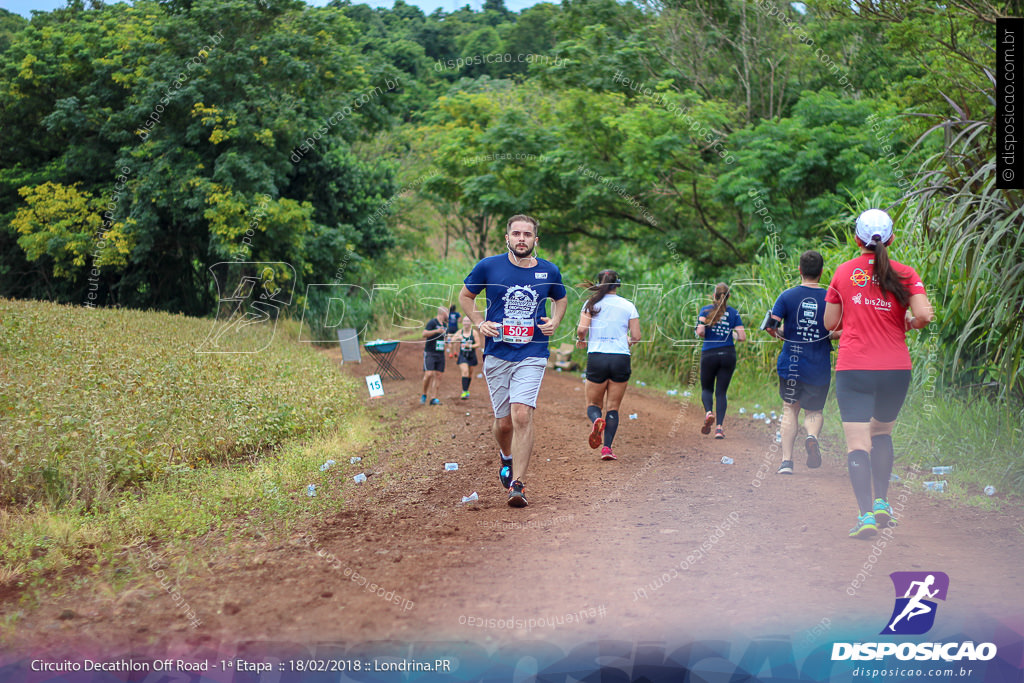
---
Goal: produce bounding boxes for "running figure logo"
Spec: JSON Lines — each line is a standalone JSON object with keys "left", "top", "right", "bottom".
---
{"left": 881, "top": 571, "right": 950, "bottom": 635}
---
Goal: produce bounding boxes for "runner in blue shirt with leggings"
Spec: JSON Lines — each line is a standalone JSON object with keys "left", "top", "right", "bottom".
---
{"left": 696, "top": 283, "right": 746, "bottom": 439}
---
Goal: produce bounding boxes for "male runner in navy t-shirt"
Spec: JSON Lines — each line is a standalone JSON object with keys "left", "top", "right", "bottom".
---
{"left": 766, "top": 250, "right": 839, "bottom": 474}
{"left": 458, "top": 214, "right": 568, "bottom": 507}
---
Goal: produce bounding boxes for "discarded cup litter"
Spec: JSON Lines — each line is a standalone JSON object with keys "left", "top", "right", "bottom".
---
{"left": 461, "top": 492, "right": 479, "bottom": 504}
{"left": 349, "top": 457, "right": 362, "bottom": 464}
{"left": 444, "top": 462, "right": 459, "bottom": 471}
{"left": 984, "top": 485, "right": 995, "bottom": 496}
{"left": 682, "top": 390, "right": 692, "bottom": 397}
{"left": 629, "top": 413, "right": 638, "bottom": 420}
{"left": 353, "top": 473, "right": 367, "bottom": 484}
{"left": 721, "top": 456, "right": 734, "bottom": 465}
{"left": 931, "top": 466, "right": 953, "bottom": 475}
{"left": 319, "top": 459, "right": 336, "bottom": 471}
{"left": 775, "top": 431, "right": 781, "bottom": 443}
{"left": 764, "top": 419, "right": 771, "bottom": 425}
{"left": 739, "top": 408, "right": 746, "bottom": 414}
{"left": 306, "top": 484, "right": 317, "bottom": 497}
{"left": 923, "top": 480, "right": 947, "bottom": 492}
{"left": 666, "top": 389, "right": 678, "bottom": 396}
{"left": 754, "top": 404, "right": 761, "bottom": 409}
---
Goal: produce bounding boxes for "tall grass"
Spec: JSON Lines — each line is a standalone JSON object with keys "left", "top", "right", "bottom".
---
{"left": 0, "top": 299, "right": 361, "bottom": 509}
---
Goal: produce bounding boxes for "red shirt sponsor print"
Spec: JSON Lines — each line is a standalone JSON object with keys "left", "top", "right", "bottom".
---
{"left": 826, "top": 253, "right": 926, "bottom": 371}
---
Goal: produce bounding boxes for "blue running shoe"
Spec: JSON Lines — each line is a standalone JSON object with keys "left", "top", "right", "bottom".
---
{"left": 873, "top": 498, "right": 895, "bottom": 527}
{"left": 420, "top": 394, "right": 427, "bottom": 404}
{"left": 499, "top": 455, "right": 513, "bottom": 489}
{"left": 849, "top": 512, "right": 878, "bottom": 539}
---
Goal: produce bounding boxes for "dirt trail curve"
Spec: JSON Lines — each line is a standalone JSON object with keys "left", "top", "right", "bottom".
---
{"left": 3, "top": 340, "right": 1023, "bottom": 657}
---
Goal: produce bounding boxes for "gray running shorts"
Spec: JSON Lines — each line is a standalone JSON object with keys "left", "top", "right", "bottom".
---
{"left": 482, "top": 355, "right": 547, "bottom": 418}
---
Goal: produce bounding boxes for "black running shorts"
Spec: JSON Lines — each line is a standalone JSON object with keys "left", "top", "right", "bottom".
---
{"left": 834, "top": 369, "right": 911, "bottom": 423}
{"left": 778, "top": 375, "right": 830, "bottom": 412}
{"left": 423, "top": 353, "right": 445, "bottom": 373}
{"left": 585, "top": 352, "right": 632, "bottom": 383}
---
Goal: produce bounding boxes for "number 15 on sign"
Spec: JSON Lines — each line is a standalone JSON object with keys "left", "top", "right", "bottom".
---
{"left": 365, "top": 374, "right": 384, "bottom": 398}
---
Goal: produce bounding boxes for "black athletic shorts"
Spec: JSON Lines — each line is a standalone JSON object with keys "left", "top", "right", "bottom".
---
{"left": 457, "top": 350, "right": 478, "bottom": 366}
{"left": 586, "top": 352, "right": 632, "bottom": 383}
{"left": 423, "top": 353, "right": 445, "bottom": 373}
{"left": 778, "top": 375, "right": 830, "bottom": 412}
{"left": 834, "top": 369, "right": 911, "bottom": 423}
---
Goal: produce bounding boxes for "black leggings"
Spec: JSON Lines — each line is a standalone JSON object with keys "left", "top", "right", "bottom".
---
{"left": 701, "top": 347, "right": 737, "bottom": 425}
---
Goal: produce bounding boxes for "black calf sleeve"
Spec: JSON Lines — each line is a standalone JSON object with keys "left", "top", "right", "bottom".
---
{"left": 847, "top": 450, "right": 873, "bottom": 514}
{"left": 604, "top": 410, "right": 619, "bottom": 447}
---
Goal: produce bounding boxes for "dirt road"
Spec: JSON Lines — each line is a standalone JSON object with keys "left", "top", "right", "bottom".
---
{"left": 4, "top": 340, "right": 1023, "bottom": 664}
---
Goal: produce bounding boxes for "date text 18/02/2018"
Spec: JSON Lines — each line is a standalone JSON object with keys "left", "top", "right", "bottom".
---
{"left": 286, "top": 659, "right": 453, "bottom": 672}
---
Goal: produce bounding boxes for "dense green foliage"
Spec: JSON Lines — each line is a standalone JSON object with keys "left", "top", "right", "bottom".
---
{"left": 0, "top": 0, "right": 1019, "bottom": 392}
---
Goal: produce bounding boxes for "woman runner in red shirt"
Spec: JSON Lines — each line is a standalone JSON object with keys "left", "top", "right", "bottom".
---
{"left": 824, "top": 209, "right": 934, "bottom": 539}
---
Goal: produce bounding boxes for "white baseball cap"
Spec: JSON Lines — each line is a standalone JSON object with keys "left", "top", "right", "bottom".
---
{"left": 855, "top": 209, "right": 894, "bottom": 246}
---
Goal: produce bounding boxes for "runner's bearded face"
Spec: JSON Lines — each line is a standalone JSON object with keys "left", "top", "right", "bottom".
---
{"left": 507, "top": 223, "right": 537, "bottom": 259}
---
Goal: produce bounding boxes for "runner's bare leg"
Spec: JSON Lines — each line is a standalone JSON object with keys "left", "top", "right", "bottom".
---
{"left": 803, "top": 409, "right": 823, "bottom": 439}
{"left": 509, "top": 402, "right": 534, "bottom": 481}
{"left": 493, "top": 415, "right": 513, "bottom": 461}
{"left": 781, "top": 401, "right": 800, "bottom": 462}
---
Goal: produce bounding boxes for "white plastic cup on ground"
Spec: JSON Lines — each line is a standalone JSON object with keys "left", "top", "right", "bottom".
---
{"left": 923, "top": 480, "right": 947, "bottom": 492}
{"left": 445, "top": 462, "right": 459, "bottom": 471}
{"left": 353, "top": 473, "right": 367, "bottom": 484}
{"left": 721, "top": 456, "right": 734, "bottom": 465}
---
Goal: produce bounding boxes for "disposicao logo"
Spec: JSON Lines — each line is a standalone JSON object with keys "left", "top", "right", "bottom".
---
{"left": 832, "top": 571, "right": 997, "bottom": 662}
{"left": 882, "top": 571, "right": 948, "bottom": 635}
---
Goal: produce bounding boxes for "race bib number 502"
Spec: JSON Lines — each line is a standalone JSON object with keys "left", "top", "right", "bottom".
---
{"left": 500, "top": 318, "right": 535, "bottom": 344}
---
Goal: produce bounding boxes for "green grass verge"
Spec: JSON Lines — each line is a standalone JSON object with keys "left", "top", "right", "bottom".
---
{"left": 0, "top": 297, "right": 377, "bottom": 597}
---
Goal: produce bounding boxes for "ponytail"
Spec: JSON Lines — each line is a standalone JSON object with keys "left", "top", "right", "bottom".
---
{"left": 705, "top": 283, "right": 730, "bottom": 327}
{"left": 866, "top": 241, "right": 910, "bottom": 307}
{"left": 582, "top": 269, "right": 621, "bottom": 317}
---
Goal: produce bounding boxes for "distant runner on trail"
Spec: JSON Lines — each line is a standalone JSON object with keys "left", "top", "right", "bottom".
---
{"left": 824, "top": 209, "right": 934, "bottom": 539}
{"left": 458, "top": 214, "right": 568, "bottom": 508}
{"left": 446, "top": 304, "right": 461, "bottom": 358}
{"left": 421, "top": 306, "right": 448, "bottom": 405}
{"left": 766, "top": 250, "right": 839, "bottom": 475}
{"left": 696, "top": 283, "right": 746, "bottom": 440}
{"left": 455, "top": 316, "right": 482, "bottom": 399}
{"left": 576, "top": 269, "right": 641, "bottom": 461}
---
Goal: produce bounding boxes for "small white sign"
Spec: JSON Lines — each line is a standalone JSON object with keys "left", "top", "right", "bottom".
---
{"left": 365, "top": 374, "right": 384, "bottom": 398}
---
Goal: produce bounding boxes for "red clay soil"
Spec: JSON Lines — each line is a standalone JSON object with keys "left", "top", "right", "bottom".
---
{"left": 3, "top": 340, "right": 1023, "bottom": 659}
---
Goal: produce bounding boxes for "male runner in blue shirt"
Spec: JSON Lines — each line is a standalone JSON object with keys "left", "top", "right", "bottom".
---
{"left": 458, "top": 214, "right": 568, "bottom": 507}
{"left": 766, "top": 250, "right": 839, "bottom": 474}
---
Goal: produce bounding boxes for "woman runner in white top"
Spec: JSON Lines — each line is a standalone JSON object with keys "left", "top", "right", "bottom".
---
{"left": 576, "top": 269, "right": 641, "bottom": 460}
